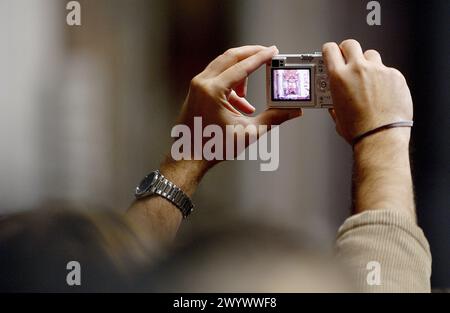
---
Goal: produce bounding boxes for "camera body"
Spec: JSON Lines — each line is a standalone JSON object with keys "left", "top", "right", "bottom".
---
{"left": 266, "top": 53, "right": 333, "bottom": 108}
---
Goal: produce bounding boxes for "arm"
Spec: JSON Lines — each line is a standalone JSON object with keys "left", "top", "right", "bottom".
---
{"left": 323, "top": 39, "right": 415, "bottom": 217}
{"left": 324, "top": 40, "right": 431, "bottom": 291}
{"left": 126, "top": 45, "right": 301, "bottom": 242}
{"left": 353, "top": 128, "right": 415, "bottom": 219}
{"left": 126, "top": 158, "right": 208, "bottom": 241}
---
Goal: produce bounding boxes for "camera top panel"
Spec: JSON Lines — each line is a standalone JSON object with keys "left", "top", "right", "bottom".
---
{"left": 271, "top": 53, "right": 323, "bottom": 67}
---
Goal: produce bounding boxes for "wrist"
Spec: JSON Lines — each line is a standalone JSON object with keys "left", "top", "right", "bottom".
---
{"left": 353, "top": 127, "right": 411, "bottom": 167}
{"left": 159, "top": 155, "right": 210, "bottom": 196}
{"left": 352, "top": 127, "right": 415, "bottom": 218}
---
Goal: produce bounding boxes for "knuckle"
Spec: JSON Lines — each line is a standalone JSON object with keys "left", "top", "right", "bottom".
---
{"left": 223, "top": 48, "right": 239, "bottom": 63}
{"left": 391, "top": 67, "right": 403, "bottom": 77}
{"left": 340, "top": 39, "right": 359, "bottom": 48}
{"left": 323, "top": 42, "right": 337, "bottom": 52}
{"left": 190, "top": 75, "right": 202, "bottom": 88}
{"left": 190, "top": 75, "right": 209, "bottom": 92}
{"left": 365, "top": 49, "right": 380, "bottom": 57}
{"left": 389, "top": 67, "right": 406, "bottom": 81}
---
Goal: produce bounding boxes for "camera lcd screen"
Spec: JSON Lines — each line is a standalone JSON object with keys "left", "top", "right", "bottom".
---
{"left": 272, "top": 68, "right": 311, "bottom": 101}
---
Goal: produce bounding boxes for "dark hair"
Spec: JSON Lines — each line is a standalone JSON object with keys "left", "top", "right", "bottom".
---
{"left": 0, "top": 208, "right": 157, "bottom": 292}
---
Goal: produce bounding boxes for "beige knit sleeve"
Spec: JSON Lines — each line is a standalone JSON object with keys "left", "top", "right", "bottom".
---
{"left": 335, "top": 209, "right": 432, "bottom": 292}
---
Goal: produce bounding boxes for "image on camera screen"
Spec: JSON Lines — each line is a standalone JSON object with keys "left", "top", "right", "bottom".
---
{"left": 272, "top": 69, "right": 311, "bottom": 101}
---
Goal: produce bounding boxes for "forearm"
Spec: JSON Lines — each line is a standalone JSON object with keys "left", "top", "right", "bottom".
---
{"left": 352, "top": 127, "right": 416, "bottom": 220}
{"left": 339, "top": 129, "right": 431, "bottom": 292}
{"left": 126, "top": 156, "right": 209, "bottom": 242}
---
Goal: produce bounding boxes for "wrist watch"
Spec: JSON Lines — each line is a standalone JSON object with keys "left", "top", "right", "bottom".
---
{"left": 134, "top": 170, "right": 194, "bottom": 218}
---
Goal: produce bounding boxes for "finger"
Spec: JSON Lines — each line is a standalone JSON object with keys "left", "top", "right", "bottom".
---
{"left": 322, "top": 42, "right": 345, "bottom": 72}
{"left": 234, "top": 77, "right": 248, "bottom": 98}
{"left": 217, "top": 46, "right": 278, "bottom": 89}
{"left": 339, "top": 39, "right": 365, "bottom": 64}
{"left": 204, "top": 45, "right": 267, "bottom": 77}
{"left": 228, "top": 90, "right": 255, "bottom": 114}
{"left": 253, "top": 108, "right": 302, "bottom": 127}
{"left": 364, "top": 49, "right": 383, "bottom": 64}
{"left": 328, "top": 108, "right": 337, "bottom": 123}
{"left": 221, "top": 99, "right": 243, "bottom": 116}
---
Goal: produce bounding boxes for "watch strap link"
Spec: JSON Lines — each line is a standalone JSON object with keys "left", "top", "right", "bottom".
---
{"left": 151, "top": 173, "right": 194, "bottom": 218}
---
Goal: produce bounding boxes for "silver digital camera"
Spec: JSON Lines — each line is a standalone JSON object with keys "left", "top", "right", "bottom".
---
{"left": 266, "top": 53, "right": 333, "bottom": 108}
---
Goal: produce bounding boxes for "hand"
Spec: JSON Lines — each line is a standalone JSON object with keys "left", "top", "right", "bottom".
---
{"left": 127, "top": 46, "right": 302, "bottom": 239}
{"left": 323, "top": 39, "right": 413, "bottom": 144}
{"left": 322, "top": 40, "right": 415, "bottom": 218}
{"left": 176, "top": 45, "right": 302, "bottom": 170}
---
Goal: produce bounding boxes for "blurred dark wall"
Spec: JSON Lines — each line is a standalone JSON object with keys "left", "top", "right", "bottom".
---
{"left": 409, "top": 0, "right": 450, "bottom": 289}
{"left": 167, "top": 0, "right": 236, "bottom": 104}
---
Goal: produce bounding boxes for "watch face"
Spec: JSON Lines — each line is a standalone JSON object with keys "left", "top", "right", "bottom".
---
{"left": 136, "top": 171, "right": 158, "bottom": 196}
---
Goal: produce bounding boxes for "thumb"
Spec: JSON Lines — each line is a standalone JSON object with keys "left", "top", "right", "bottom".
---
{"left": 253, "top": 108, "right": 302, "bottom": 126}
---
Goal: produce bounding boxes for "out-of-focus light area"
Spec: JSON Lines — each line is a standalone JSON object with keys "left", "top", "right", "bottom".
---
{"left": 0, "top": 0, "right": 448, "bottom": 288}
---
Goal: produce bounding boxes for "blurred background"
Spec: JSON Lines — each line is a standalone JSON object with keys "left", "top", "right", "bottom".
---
{"left": 1, "top": 0, "right": 448, "bottom": 289}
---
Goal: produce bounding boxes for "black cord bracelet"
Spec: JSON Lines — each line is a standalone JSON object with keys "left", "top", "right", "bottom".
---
{"left": 352, "top": 121, "right": 414, "bottom": 147}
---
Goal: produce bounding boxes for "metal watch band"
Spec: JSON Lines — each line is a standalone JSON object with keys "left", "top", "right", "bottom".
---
{"left": 141, "top": 171, "right": 194, "bottom": 218}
